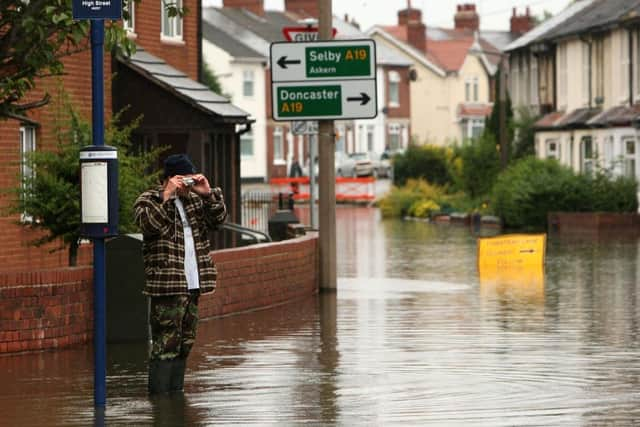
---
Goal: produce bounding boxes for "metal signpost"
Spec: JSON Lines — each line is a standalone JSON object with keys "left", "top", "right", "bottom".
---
{"left": 270, "top": 34, "right": 377, "bottom": 290}
{"left": 270, "top": 39, "right": 377, "bottom": 122}
{"left": 72, "top": 0, "right": 121, "bottom": 408}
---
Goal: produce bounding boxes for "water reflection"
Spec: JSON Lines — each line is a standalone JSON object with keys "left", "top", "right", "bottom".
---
{"left": 1, "top": 207, "right": 640, "bottom": 425}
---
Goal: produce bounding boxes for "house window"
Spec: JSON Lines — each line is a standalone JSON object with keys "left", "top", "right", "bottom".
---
{"left": 273, "top": 127, "right": 284, "bottom": 162}
{"left": 243, "top": 70, "right": 254, "bottom": 97}
{"left": 624, "top": 138, "right": 637, "bottom": 179}
{"left": 367, "top": 125, "right": 375, "bottom": 152}
{"left": 20, "top": 126, "right": 36, "bottom": 221}
{"left": 465, "top": 77, "right": 479, "bottom": 103}
{"left": 621, "top": 30, "right": 630, "bottom": 104}
{"left": 240, "top": 130, "right": 253, "bottom": 157}
{"left": 388, "top": 71, "right": 400, "bottom": 106}
{"left": 546, "top": 139, "right": 560, "bottom": 160}
{"left": 161, "top": 0, "right": 183, "bottom": 41}
{"left": 123, "top": 0, "right": 135, "bottom": 33}
{"left": 388, "top": 123, "right": 401, "bottom": 151}
{"left": 581, "top": 136, "right": 594, "bottom": 175}
{"left": 462, "top": 119, "right": 484, "bottom": 140}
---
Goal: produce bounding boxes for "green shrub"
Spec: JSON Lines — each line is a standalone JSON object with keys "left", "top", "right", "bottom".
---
{"left": 492, "top": 157, "right": 639, "bottom": 228}
{"left": 392, "top": 145, "right": 456, "bottom": 187}
{"left": 456, "top": 133, "right": 501, "bottom": 198}
{"left": 379, "top": 179, "right": 446, "bottom": 218}
{"left": 409, "top": 200, "right": 441, "bottom": 218}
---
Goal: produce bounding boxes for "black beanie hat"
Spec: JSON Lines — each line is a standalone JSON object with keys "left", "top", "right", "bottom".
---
{"left": 163, "top": 154, "right": 196, "bottom": 179}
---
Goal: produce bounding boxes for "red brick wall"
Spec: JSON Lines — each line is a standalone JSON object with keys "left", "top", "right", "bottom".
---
{"left": 385, "top": 66, "right": 411, "bottom": 119}
{"left": 200, "top": 234, "right": 319, "bottom": 318}
{"left": 0, "top": 268, "right": 93, "bottom": 354}
{"left": 0, "top": 46, "right": 108, "bottom": 272}
{"left": 0, "top": 235, "right": 319, "bottom": 354}
{"left": 132, "top": 0, "right": 199, "bottom": 80}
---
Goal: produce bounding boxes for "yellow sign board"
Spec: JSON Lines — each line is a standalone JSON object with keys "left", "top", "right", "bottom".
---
{"left": 477, "top": 233, "right": 546, "bottom": 269}
{"left": 477, "top": 234, "right": 546, "bottom": 302}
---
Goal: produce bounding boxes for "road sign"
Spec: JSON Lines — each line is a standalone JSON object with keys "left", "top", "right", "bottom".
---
{"left": 72, "top": 0, "right": 122, "bottom": 20}
{"left": 271, "top": 39, "right": 376, "bottom": 82}
{"left": 291, "top": 121, "right": 319, "bottom": 135}
{"left": 270, "top": 39, "right": 377, "bottom": 121}
{"left": 282, "top": 26, "right": 337, "bottom": 42}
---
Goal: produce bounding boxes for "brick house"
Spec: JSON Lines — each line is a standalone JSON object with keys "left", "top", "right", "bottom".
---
{"left": 0, "top": 1, "right": 250, "bottom": 272}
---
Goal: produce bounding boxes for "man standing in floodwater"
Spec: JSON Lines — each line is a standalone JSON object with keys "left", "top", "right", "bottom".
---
{"left": 134, "top": 154, "right": 227, "bottom": 394}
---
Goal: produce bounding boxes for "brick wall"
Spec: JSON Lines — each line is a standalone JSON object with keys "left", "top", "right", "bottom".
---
{"left": 0, "top": 47, "right": 108, "bottom": 272}
{"left": 0, "top": 234, "right": 319, "bottom": 354}
{"left": 132, "top": 0, "right": 200, "bottom": 80}
{"left": 200, "top": 233, "right": 319, "bottom": 318}
{"left": 0, "top": 268, "right": 93, "bottom": 354}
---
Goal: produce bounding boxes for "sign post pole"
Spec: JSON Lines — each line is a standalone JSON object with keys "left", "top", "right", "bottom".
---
{"left": 90, "top": 19, "right": 107, "bottom": 408}
{"left": 73, "top": 0, "right": 121, "bottom": 408}
{"left": 318, "top": 0, "right": 336, "bottom": 292}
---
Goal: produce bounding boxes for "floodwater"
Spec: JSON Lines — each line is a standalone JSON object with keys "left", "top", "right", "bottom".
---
{"left": 2, "top": 207, "right": 640, "bottom": 426}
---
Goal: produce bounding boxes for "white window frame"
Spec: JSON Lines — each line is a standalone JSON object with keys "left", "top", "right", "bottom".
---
{"left": 465, "top": 77, "right": 479, "bottom": 103}
{"left": 366, "top": 125, "right": 375, "bottom": 152}
{"left": 623, "top": 136, "right": 637, "bottom": 179}
{"left": 546, "top": 139, "right": 561, "bottom": 160}
{"left": 19, "top": 126, "right": 36, "bottom": 222}
{"left": 123, "top": 0, "right": 135, "bottom": 34}
{"left": 388, "top": 123, "right": 401, "bottom": 151}
{"left": 161, "top": 0, "right": 183, "bottom": 42}
{"left": 581, "top": 136, "right": 595, "bottom": 175}
{"left": 243, "top": 69, "right": 255, "bottom": 98}
{"left": 240, "top": 130, "right": 254, "bottom": 157}
{"left": 388, "top": 71, "right": 400, "bottom": 107}
{"left": 273, "top": 126, "right": 285, "bottom": 164}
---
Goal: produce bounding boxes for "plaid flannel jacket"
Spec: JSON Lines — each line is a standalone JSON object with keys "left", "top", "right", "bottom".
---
{"left": 134, "top": 186, "right": 227, "bottom": 297}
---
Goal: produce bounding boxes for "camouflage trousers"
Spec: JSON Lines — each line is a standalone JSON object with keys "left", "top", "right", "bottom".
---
{"left": 149, "top": 292, "right": 199, "bottom": 361}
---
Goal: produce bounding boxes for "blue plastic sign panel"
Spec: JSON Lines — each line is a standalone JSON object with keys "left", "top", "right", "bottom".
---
{"left": 72, "top": 0, "right": 122, "bottom": 20}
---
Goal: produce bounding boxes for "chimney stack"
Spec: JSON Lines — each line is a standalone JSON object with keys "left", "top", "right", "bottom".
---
{"left": 510, "top": 6, "right": 536, "bottom": 35}
{"left": 222, "top": 0, "right": 264, "bottom": 16}
{"left": 398, "top": 1, "right": 427, "bottom": 52}
{"left": 284, "top": 0, "right": 319, "bottom": 18}
{"left": 454, "top": 3, "right": 480, "bottom": 32}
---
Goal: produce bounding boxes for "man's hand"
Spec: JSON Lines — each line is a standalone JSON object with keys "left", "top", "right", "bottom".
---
{"left": 163, "top": 175, "right": 188, "bottom": 200}
{"left": 191, "top": 174, "right": 212, "bottom": 196}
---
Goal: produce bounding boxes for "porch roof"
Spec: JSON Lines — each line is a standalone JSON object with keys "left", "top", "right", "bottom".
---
{"left": 118, "top": 48, "right": 251, "bottom": 123}
{"left": 588, "top": 105, "right": 640, "bottom": 127}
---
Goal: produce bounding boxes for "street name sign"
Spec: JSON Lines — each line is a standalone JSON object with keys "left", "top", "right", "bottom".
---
{"left": 291, "top": 120, "right": 319, "bottom": 135}
{"left": 72, "top": 0, "right": 122, "bottom": 20}
{"left": 270, "top": 39, "right": 377, "bottom": 121}
{"left": 282, "top": 26, "right": 337, "bottom": 42}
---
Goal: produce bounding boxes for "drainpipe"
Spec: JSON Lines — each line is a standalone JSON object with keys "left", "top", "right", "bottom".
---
{"left": 629, "top": 29, "right": 634, "bottom": 106}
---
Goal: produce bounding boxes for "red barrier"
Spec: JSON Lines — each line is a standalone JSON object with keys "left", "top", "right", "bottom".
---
{"left": 270, "top": 177, "right": 375, "bottom": 202}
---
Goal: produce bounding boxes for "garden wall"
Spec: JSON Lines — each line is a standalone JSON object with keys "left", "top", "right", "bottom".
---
{"left": 0, "top": 234, "right": 319, "bottom": 354}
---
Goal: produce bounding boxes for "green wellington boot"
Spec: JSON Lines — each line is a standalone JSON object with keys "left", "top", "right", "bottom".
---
{"left": 148, "top": 359, "right": 173, "bottom": 395}
{"left": 170, "top": 358, "right": 186, "bottom": 392}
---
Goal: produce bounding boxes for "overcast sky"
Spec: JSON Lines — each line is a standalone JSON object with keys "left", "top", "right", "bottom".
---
{"left": 205, "top": 0, "right": 574, "bottom": 31}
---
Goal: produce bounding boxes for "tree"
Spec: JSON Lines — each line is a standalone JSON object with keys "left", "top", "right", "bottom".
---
{"left": 0, "top": 0, "right": 184, "bottom": 119}
{"left": 202, "top": 61, "right": 225, "bottom": 96}
{"left": 4, "top": 89, "right": 164, "bottom": 266}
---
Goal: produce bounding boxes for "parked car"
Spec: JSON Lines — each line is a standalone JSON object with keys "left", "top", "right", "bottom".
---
{"left": 335, "top": 151, "right": 356, "bottom": 177}
{"left": 348, "top": 152, "right": 375, "bottom": 177}
{"left": 368, "top": 151, "right": 393, "bottom": 178}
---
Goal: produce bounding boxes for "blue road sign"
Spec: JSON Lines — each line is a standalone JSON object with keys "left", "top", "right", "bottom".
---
{"left": 72, "top": 0, "right": 122, "bottom": 20}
